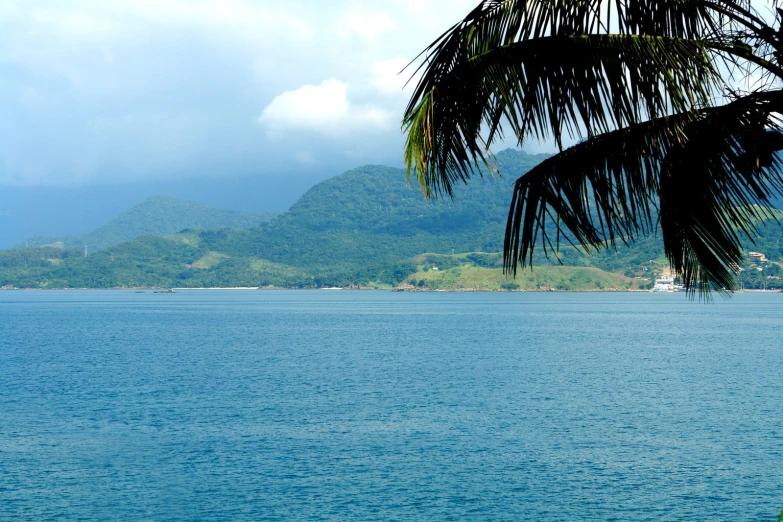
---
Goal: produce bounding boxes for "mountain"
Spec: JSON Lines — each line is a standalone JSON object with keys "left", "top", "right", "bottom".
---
{"left": 2, "top": 149, "right": 782, "bottom": 290}
{"left": 201, "top": 149, "right": 550, "bottom": 267}
{"left": 20, "top": 196, "right": 275, "bottom": 251}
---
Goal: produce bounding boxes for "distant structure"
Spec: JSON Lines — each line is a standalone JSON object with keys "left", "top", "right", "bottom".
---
{"left": 653, "top": 275, "right": 676, "bottom": 292}
{"left": 749, "top": 251, "right": 767, "bottom": 263}
{"left": 653, "top": 268, "right": 684, "bottom": 292}
{"left": 84, "top": 245, "right": 88, "bottom": 257}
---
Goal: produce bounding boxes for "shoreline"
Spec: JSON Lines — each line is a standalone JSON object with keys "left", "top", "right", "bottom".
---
{"left": 2, "top": 286, "right": 780, "bottom": 293}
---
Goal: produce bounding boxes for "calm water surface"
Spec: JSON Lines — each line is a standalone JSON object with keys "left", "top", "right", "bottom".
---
{"left": 1, "top": 290, "right": 782, "bottom": 520}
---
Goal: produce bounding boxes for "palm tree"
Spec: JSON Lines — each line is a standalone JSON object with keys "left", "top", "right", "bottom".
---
{"left": 403, "top": 0, "right": 783, "bottom": 295}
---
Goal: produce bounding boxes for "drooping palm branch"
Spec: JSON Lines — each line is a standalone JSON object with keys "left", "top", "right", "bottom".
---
{"left": 403, "top": 0, "right": 783, "bottom": 295}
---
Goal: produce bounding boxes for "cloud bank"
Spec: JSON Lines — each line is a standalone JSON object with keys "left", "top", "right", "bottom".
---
{"left": 258, "top": 78, "right": 392, "bottom": 135}
{"left": 0, "top": 0, "right": 485, "bottom": 186}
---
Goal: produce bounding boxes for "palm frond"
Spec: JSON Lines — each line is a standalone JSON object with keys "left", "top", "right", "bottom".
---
{"left": 402, "top": 0, "right": 783, "bottom": 295}
{"left": 403, "top": 0, "right": 727, "bottom": 199}
{"left": 403, "top": 33, "right": 719, "bottom": 199}
{"left": 504, "top": 94, "right": 783, "bottom": 296}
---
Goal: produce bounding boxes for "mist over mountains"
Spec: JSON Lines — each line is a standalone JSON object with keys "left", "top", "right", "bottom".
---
{"left": 20, "top": 196, "right": 274, "bottom": 251}
{"left": 0, "top": 170, "right": 332, "bottom": 249}
{"left": 2, "top": 149, "right": 782, "bottom": 291}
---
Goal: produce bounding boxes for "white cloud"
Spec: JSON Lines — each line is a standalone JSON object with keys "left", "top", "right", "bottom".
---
{"left": 395, "top": 0, "right": 478, "bottom": 33}
{"left": 29, "top": 9, "right": 122, "bottom": 42}
{"left": 332, "top": 11, "right": 396, "bottom": 44}
{"left": 295, "top": 150, "right": 315, "bottom": 164}
{"left": 101, "top": 0, "right": 313, "bottom": 43}
{"left": 4, "top": 0, "right": 313, "bottom": 82}
{"left": 121, "top": 0, "right": 315, "bottom": 46}
{"left": 1, "top": 0, "right": 482, "bottom": 186}
{"left": 258, "top": 78, "right": 392, "bottom": 135}
{"left": 370, "top": 58, "right": 417, "bottom": 95}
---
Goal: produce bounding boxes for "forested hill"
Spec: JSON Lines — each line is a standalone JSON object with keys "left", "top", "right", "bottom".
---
{"left": 3, "top": 148, "right": 782, "bottom": 290}
{"left": 1, "top": 149, "right": 556, "bottom": 288}
{"left": 21, "top": 195, "right": 274, "bottom": 251}
{"left": 206, "top": 148, "right": 551, "bottom": 267}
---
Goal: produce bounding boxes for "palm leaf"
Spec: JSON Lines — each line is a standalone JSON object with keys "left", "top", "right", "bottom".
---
{"left": 404, "top": 33, "right": 719, "bottom": 198}
{"left": 402, "top": 0, "right": 783, "bottom": 295}
{"left": 402, "top": 0, "right": 729, "bottom": 199}
{"left": 504, "top": 94, "right": 783, "bottom": 296}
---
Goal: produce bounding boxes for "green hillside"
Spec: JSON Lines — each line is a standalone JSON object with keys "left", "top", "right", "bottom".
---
{"left": 21, "top": 195, "right": 274, "bottom": 251}
{"left": 2, "top": 149, "right": 782, "bottom": 290}
{"left": 200, "top": 149, "right": 550, "bottom": 268}
{"left": 420, "top": 266, "right": 641, "bottom": 291}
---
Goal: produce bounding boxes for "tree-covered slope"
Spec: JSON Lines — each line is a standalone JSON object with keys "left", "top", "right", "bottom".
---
{"left": 21, "top": 195, "right": 274, "bottom": 251}
{"left": 1, "top": 150, "right": 549, "bottom": 287}
{"left": 2, "top": 149, "right": 782, "bottom": 290}
{"left": 202, "top": 149, "right": 551, "bottom": 267}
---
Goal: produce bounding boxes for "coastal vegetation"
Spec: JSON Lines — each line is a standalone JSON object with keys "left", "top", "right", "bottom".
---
{"left": 1, "top": 150, "right": 781, "bottom": 291}
{"left": 403, "top": 1, "right": 783, "bottom": 295}
{"left": 402, "top": 263, "right": 642, "bottom": 292}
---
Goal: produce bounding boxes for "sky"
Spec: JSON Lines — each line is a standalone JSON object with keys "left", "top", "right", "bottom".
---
{"left": 2, "top": 0, "right": 523, "bottom": 245}
{"left": 11, "top": 1, "right": 774, "bottom": 246}
{"left": 3, "top": 0, "right": 777, "bottom": 193}
{"left": 0, "top": 0, "right": 494, "bottom": 189}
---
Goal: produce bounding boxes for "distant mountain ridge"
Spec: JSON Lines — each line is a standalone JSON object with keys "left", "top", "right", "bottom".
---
{"left": 2, "top": 149, "right": 782, "bottom": 290}
{"left": 176, "top": 149, "right": 555, "bottom": 271}
{"left": 20, "top": 195, "right": 274, "bottom": 251}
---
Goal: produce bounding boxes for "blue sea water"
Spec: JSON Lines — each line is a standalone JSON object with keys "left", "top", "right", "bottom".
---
{"left": 1, "top": 290, "right": 782, "bottom": 521}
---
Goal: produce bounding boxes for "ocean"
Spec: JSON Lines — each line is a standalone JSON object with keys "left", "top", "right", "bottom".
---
{"left": 2, "top": 290, "right": 782, "bottom": 520}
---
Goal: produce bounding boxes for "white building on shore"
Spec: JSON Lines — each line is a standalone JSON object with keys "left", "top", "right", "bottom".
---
{"left": 653, "top": 269, "right": 685, "bottom": 292}
{"left": 653, "top": 275, "right": 676, "bottom": 292}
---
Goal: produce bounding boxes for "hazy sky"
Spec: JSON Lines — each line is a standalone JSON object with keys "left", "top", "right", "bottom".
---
{"left": 4, "top": 0, "right": 781, "bottom": 190}
{"left": 0, "top": 0, "right": 499, "bottom": 188}
{"left": 1, "top": 1, "right": 779, "bottom": 247}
